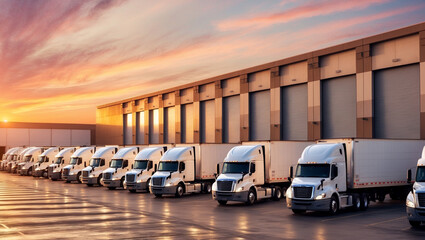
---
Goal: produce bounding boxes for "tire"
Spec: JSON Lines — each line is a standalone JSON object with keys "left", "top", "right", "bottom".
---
{"left": 154, "top": 194, "right": 162, "bottom": 198}
{"left": 360, "top": 193, "right": 369, "bottom": 210}
{"left": 27, "top": 167, "right": 32, "bottom": 176}
{"left": 292, "top": 209, "right": 306, "bottom": 214}
{"left": 120, "top": 178, "right": 124, "bottom": 188}
{"left": 409, "top": 220, "right": 421, "bottom": 228}
{"left": 377, "top": 193, "right": 385, "bottom": 202}
{"left": 352, "top": 194, "right": 361, "bottom": 211}
{"left": 329, "top": 195, "right": 339, "bottom": 215}
{"left": 129, "top": 189, "right": 137, "bottom": 193}
{"left": 273, "top": 187, "right": 282, "bottom": 201}
{"left": 77, "top": 172, "right": 82, "bottom": 183}
{"left": 175, "top": 183, "right": 184, "bottom": 198}
{"left": 97, "top": 175, "right": 102, "bottom": 186}
{"left": 108, "top": 187, "right": 116, "bottom": 190}
{"left": 203, "top": 183, "right": 212, "bottom": 194}
{"left": 218, "top": 200, "right": 227, "bottom": 206}
{"left": 246, "top": 188, "right": 256, "bottom": 205}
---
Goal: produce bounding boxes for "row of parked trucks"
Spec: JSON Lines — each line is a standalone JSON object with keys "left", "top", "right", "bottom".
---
{"left": 1, "top": 139, "right": 425, "bottom": 226}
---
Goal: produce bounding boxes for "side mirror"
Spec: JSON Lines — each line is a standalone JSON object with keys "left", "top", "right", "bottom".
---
{"left": 84, "top": 162, "right": 86, "bottom": 167}
{"left": 154, "top": 164, "right": 157, "bottom": 172}
{"left": 250, "top": 163, "right": 256, "bottom": 174}
{"left": 123, "top": 160, "right": 128, "bottom": 169}
{"left": 148, "top": 161, "right": 153, "bottom": 170}
{"left": 62, "top": 159, "right": 64, "bottom": 164}
{"left": 407, "top": 169, "right": 412, "bottom": 183}
{"left": 131, "top": 164, "right": 133, "bottom": 169}
{"left": 216, "top": 163, "right": 220, "bottom": 175}
{"left": 109, "top": 162, "right": 111, "bottom": 167}
{"left": 179, "top": 162, "right": 185, "bottom": 172}
{"left": 331, "top": 165, "right": 338, "bottom": 180}
{"left": 289, "top": 166, "right": 294, "bottom": 179}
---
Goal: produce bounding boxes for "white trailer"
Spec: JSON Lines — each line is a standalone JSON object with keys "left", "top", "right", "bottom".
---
{"left": 150, "top": 144, "right": 237, "bottom": 198}
{"left": 287, "top": 139, "right": 424, "bottom": 214}
{"left": 81, "top": 146, "right": 119, "bottom": 186}
{"left": 101, "top": 147, "right": 139, "bottom": 190}
{"left": 49, "top": 147, "right": 76, "bottom": 180}
{"left": 406, "top": 146, "right": 425, "bottom": 227}
{"left": 34, "top": 147, "right": 61, "bottom": 177}
{"left": 19, "top": 147, "right": 45, "bottom": 176}
{"left": 212, "top": 141, "right": 313, "bottom": 205}
{"left": 62, "top": 147, "right": 95, "bottom": 183}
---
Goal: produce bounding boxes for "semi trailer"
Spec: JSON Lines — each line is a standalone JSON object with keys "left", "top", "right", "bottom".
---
{"left": 19, "top": 147, "right": 45, "bottom": 176}
{"left": 150, "top": 144, "right": 237, "bottom": 198}
{"left": 49, "top": 147, "right": 76, "bottom": 180}
{"left": 62, "top": 147, "right": 95, "bottom": 183}
{"left": 101, "top": 147, "right": 139, "bottom": 190}
{"left": 406, "top": 146, "right": 425, "bottom": 227}
{"left": 286, "top": 139, "right": 424, "bottom": 214}
{"left": 124, "top": 146, "right": 168, "bottom": 193}
{"left": 34, "top": 147, "right": 61, "bottom": 177}
{"left": 212, "top": 141, "right": 313, "bottom": 205}
{"left": 81, "top": 146, "right": 119, "bottom": 186}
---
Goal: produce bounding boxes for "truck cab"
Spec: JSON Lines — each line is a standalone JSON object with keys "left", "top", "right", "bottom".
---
{"left": 406, "top": 147, "right": 425, "bottom": 227}
{"left": 101, "top": 147, "right": 138, "bottom": 190}
{"left": 62, "top": 147, "right": 94, "bottom": 183}
{"left": 19, "top": 147, "right": 44, "bottom": 176}
{"left": 34, "top": 147, "right": 60, "bottom": 177}
{"left": 124, "top": 146, "right": 166, "bottom": 193}
{"left": 49, "top": 147, "right": 76, "bottom": 180}
{"left": 81, "top": 146, "right": 118, "bottom": 186}
{"left": 9, "top": 147, "right": 31, "bottom": 173}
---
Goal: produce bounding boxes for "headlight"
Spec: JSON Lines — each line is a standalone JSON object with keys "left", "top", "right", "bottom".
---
{"left": 112, "top": 178, "right": 120, "bottom": 181}
{"left": 286, "top": 188, "right": 292, "bottom": 199}
{"left": 235, "top": 186, "right": 245, "bottom": 192}
{"left": 315, "top": 193, "right": 326, "bottom": 200}
{"left": 406, "top": 198, "right": 415, "bottom": 208}
{"left": 89, "top": 174, "right": 95, "bottom": 177}
{"left": 165, "top": 182, "right": 173, "bottom": 186}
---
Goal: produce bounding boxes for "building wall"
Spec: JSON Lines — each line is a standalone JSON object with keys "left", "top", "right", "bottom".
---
{"left": 96, "top": 22, "right": 425, "bottom": 145}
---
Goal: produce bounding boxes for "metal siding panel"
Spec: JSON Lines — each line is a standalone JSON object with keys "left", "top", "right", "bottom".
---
{"left": 0, "top": 129, "right": 6, "bottom": 146}
{"left": 136, "top": 111, "right": 145, "bottom": 144}
{"left": 29, "top": 129, "right": 51, "bottom": 146}
{"left": 281, "top": 84, "right": 308, "bottom": 140}
{"left": 223, "top": 95, "right": 240, "bottom": 143}
{"left": 249, "top": 90, "right": 271, "bottom": 140}
{"left": 280, "top": 61, "right": 308, "bottom": 86}
{"left": 6, "top": 128, "right": 30, "bottom": 147}
{"left": 222, "top": 77, "right": 240, "bottom": 97}
{"left": 322, "top": 75, "right": 357, "bottom": 138}
{"left": 181, "top": 104, "right": 194, "bottom": 143}
{"left": 200, "top": 100, "right": 215, "bottom": 143}
{"left": 248, "top": 70, "right": 270, "bottom": 92}
{"left": 52, "top": 129, "right": 71, "bottom": 146}
{"left": 374, "top": 64, "right": 420, "bottom": 139}
{"left": 149, "top": 109, "right": 159, "bottom": 144}
{"left": 164, "top": 107, "right": 175, "bottom": 143}
{"left": 71, "top": 130, "right": 91, "bottom": 146}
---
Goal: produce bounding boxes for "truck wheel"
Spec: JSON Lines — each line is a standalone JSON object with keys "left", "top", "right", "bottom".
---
{"left": 77, "top": 172, "right": 82, "bottom": 183}
{"left": 43, "top": 171, "right": 48, "bottom": 178}
{"left": 108, "top": 187, "right": 116, "bottom": 190}
{"left": 273, "top": 187, "right": 282, "bottom": 201}
{"left": 329, "top": 196, "right": 339, "bottom": 215}
{"left": 129, "top": 189, "right": 137, "bottom": 193}
{"left": 175, "top": 183, "right": 184, "bottom": 198}
{"left": 120, "top": 178, "right": 124, "bottom": 188}
{"left": 377, "top": 193, "right": 385, "bottom": 202}
{"left": 246, "top": 189, "right": 256, "bottom": 205}
{"left": 292, "top": 209, "right": 306, "bottom": 214}
{"left": 97, "top": 175, "right": 102, "bottom": 186}
{"left": 409, "top": 220, "right": 421, "bottom": 228}
{"left": 218, "top": 200, "right": 227, "bottom": 206}
{"left": 27, "top": 167, "right": 32, "bottom": 176}
{"left": 203, "top": 183, "right": 212, "bottom": 193}
{"left": 360, "top": 193, "right": 369, "bottom": 210}
{"left": 154, "top": 194, "right": 162, "bottom": 198}
{"left": 352, "top": 194, "right": 361, "bottom": 211}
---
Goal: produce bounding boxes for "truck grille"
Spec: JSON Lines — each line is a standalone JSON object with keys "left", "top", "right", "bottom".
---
{"left": 103, "top": 172, "right": 112, "bottom": 180}
{"left": 293, "top": 186, "right": 313, "bottom": 199}
{"left": 217, "top": 180, "right": 233, "bottom": 192}
{"left": 62, "top": 168, "right": 70, "bottom": 177}
{"left": 126, "top": 174, "right": 135, "bottom": 183}
{"left": 82, "top": 171, "right": 89, "bottom": 178}
{"left": 418, "top": 193, "right": 425, "bottom": 207}
{"left": 152, "top": 177, "right": 164, "bottom": 186}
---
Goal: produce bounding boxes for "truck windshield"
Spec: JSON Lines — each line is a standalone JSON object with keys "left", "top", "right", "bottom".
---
{"left": 110, "top": 159, "right": 123, "bottom": 168}
{"left": 134, "top": 160, "right": 148, "bottom": 170}
{"left": 90, "top": 158, "right": 102, "bottom": 167}
{"left": 295, "top": 164, "right": 330, "bottom": 178}
{"left": 416, "top": 166, "right": 425, "bottom": 182}
{"left": 55, "top": 157, "right": 63, "bottom": 164}
{"left": 70, "top": 157, "right": 81, "bottom": 165}
{"left": 158, "top": 161, "right": 178, "bottom": 172}
{"left": 222, "top": 162, "right": 250, "bottom": 174}
{"left": 37, "top": 156, "right": 47, "bottom": 163}
{"left": 24, "top": 156, "right": 32, "bottom": 162}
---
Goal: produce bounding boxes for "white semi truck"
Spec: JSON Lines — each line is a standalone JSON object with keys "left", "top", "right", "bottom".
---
{"left": 81, "top": 146, "right": 119, "bottom": 186}
{"left": 212, "top": 141, "right": 313, "bottom": 205}
{"left": 101, "top": 147, "right": 139, "bottom": 190}
{"left": 286, "top": 139, "right": 424, "bottom": 214}
{"left": 150, "top": 144, "right": 237, "bottom": 198}
{"left": 1, "top": 147, "right": 23, "bottom": 171}
{"left": 19, "top": 147, "right": 45, "bottom": 176}
{"left": 8, "top": 147, "right": 31, "bottom": 173}
{"left": 62, "top": 147, "right": 95, "bottom": 183}
{"left": 49, "top": 147, "right": 76, "bottom": 180}
{"left": 124, "top": 146, "right": 168, "bottom": 193}
{"left": 34, "top": 147, "right": 61, "bottom": 177}
{"left": 406, "top": 146, "right": 425, "bottom": 227}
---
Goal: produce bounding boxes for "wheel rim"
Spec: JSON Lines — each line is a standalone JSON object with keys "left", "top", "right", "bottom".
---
{"left": 331, "top": 200, "right": 338, "bottom": 213}
{"left": 356, "top": 198, "right": 361, "bottom": 209}
{"left": 364, "top": 196, "right": 368, "bottom": 208}
{"left": 249, "top": 192, "right": 255, "bottom": 203}
{"left": 178, "top": 186, "right": 183, "bottom": 196}
{"left": 207, "top": 184, "right": 212, "bottom": 193}
{"left": 276, "top": 189, "right": 281, "bottom": 199}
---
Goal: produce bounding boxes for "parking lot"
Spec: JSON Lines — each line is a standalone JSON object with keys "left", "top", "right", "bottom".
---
{"left": 0, "top": 173, "right": 423, "bottom": 239}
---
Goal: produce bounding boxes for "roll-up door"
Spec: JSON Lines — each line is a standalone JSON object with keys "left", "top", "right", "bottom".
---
{"left": 136, "top": 112, "right": 145, "bottom": 144}
{"left": 223, "top": 95, "right": 240, "bottom": 143}
{"left": 321, "top": 75, "right": 356, "bottom": 138}
{"left": 249, "top": 90, "right": 270, "bottom": 140}
{"left": 181, "top": 104, "right": 194, "bottom": 143}
{"left": 200, "top": 100, "right": 215, "bottom": 143}
{"left": 281, "top": 84, "right": 307, "bottom": 140}
{"left": 123, "top": 113, "right": 133, "bottom": 145}
{"left": 164, "top": 107, "right": 175, "bottom": 143}
{"left": 149, "top": 109, "right": 159, "bottom": 144}
{"left": 373, "top": 64, "right": 420, "bottom": 139}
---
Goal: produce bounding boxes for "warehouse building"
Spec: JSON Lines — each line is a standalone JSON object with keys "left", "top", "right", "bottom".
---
{"left": 96, "top": 22, "right": 425, "bottom": 145}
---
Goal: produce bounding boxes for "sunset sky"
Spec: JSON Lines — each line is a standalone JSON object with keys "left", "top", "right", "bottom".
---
{"left": 1, "top": 0, "right": 425, "bottom": 124}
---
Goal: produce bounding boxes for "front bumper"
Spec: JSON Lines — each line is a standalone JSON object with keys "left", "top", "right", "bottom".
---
{"left": 151, "top": 185, "right": 177, "bottom": 195}
{"left": 287, "top": 198, "right": 331, "bottom": 211}
{"left": 34, "top": 169, "right": 46, "bottom": 177}
{"left": 51, "top": 172, "right": 62, "bottom": 180}
{"left": 407, "top": 207, "right": 425, "bottom": 222}
{"left": 82, "top": 177, "right": 98, "bottom": 185}
{"left": 20, "top": 168, "right": 30, "bottom": 175}
{"left": 125, "top": 181, "right": 148, "bottom": 191}
{"left": 67, "top": 174, "right": 80, "bottom": 181}
{"left": 212, "top": 191, "right": 249, "bottom": 202}
{"left": 101, "top": 179, "right": 121, "bottom": 188}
